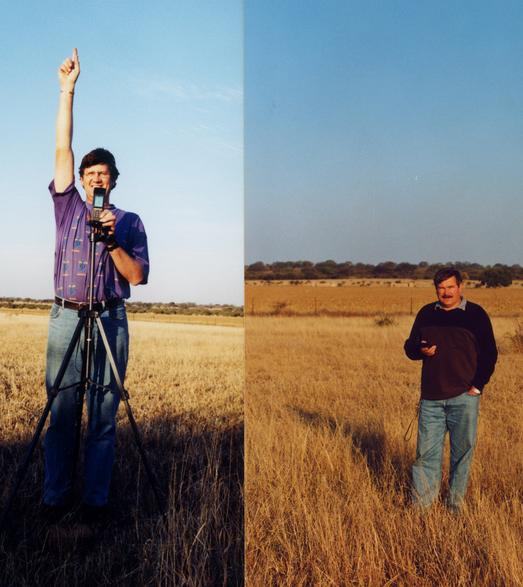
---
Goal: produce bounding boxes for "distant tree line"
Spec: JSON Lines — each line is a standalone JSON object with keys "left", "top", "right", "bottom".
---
{"left": 0, "top": 298, "right": 243, "bottom": 316}
{"left": 245, "top": 261, "right": 523, "bottom": 287}
{"left": 126, "top": 301, "right": 243, "bottom": 317}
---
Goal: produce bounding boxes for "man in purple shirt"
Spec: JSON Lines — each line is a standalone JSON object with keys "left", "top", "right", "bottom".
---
{"left": 43, "top": 48, "right": 149, "bottom": 524}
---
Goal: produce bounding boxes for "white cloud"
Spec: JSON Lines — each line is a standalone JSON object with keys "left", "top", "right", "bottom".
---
{"left": 127, "top": 75, "right": 242, "bottom": 103}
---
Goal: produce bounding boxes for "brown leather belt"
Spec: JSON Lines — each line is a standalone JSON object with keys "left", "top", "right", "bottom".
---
{"left": 54, "top": 296, "right": 123, "bottom": 311}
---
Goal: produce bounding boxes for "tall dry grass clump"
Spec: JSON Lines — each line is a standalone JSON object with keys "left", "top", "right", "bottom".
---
{"left": 246, "top": 314, "right": 523, "bottom": 586}
{"left": 0, "top": 313, "right": 243, "bottom": 586}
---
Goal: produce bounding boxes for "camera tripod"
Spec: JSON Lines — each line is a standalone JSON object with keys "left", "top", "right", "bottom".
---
{"left": 0, "top": 219, "right": 163, "bottom": 532}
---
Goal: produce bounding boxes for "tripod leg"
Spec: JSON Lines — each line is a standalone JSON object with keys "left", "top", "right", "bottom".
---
{"left": 94, "top": 315, "right": 164, "bottom": 512}
{"left": 70, "top": 312, "right": 95, "bottom": 494}
{"left": 0, "top": 317, "right": 85, "bottom": 532}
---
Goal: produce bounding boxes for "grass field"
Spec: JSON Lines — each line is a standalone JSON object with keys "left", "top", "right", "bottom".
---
{"left": 0, "top": 312, "right": 243, "bottom": 586}
{"left": 246, "top": 280, "right": 523, "bottom": 317}
{"left": 246, "top": 283, "right": 523, "bottom": 586}
{"left": 0, "top": 307, "right": 243, "bottom": 328}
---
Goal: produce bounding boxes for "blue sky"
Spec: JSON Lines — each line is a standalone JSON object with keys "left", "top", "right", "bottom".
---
{"left": 0, "top": 1, "right": 242, "bottom": 304}
{"left": 245, "top": 1, "right": 523, "bottom": 266}
{"left": 2, "top": 2, "right": 522, "bottom": 305}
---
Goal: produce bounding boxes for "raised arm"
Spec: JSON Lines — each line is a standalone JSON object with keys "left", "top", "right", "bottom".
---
{"left": 54, "top": 48, "right": 81, "bottom": 192}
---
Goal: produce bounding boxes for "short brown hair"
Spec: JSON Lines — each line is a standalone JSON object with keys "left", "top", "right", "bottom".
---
{"left": 79, "top": 148, "right": 120, "bottom": 188}
{"left": 433, "top": 268, "right": 463, "bottom": 287}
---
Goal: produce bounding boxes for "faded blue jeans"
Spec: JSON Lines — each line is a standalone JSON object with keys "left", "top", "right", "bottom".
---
{"left": 43, "top": 302, "right": 128, "bottom": 507}
{"left": 412, "top": 391, "right": 480, "bottom": 511}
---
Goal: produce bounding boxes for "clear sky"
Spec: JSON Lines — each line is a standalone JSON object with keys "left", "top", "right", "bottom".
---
{"left": 245, "top": 1, "right": 523, "bottom": 266}
{"left": 0, "top": 1, "right": 242, "bottom": 304}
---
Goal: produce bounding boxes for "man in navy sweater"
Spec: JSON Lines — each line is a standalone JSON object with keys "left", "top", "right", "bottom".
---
{"left": 404, "top": 268, "right": 497, "bottom": 511}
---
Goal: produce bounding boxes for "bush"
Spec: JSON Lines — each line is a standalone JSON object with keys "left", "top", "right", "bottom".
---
{"left": 512, "top": 322, "right": 523, "bottom": 352}
{"left": 480, "top": 267, "right": 513, "bottom": 288}
{"left": 374, "top": 313, "right": 397, "bottom": 327}
{"left": 272, "top": 302, "right": 289, "bottom": 315}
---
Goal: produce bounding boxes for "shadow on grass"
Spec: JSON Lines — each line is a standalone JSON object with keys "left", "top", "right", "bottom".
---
{"left": 0, "top": 412, "right": 243, "bottom": 587}
{"left": 287, "top": 405, "right": 410, "bottom": 499}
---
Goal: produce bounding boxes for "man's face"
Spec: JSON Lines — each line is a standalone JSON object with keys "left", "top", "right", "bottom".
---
{"left": 435, "top": 276, "right": 463, "bottom": 310}
{"left": 80, "top": 163, "right": 112, "bottom": 203}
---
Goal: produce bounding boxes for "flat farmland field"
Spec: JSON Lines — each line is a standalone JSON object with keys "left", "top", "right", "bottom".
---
{"left": 246, "top": 280, "right": 523, "bottom": 317}
{"left": 246, "top": 282, "right": 523, "bottom": 586}
{"left": 0, "top": 312, "right": 243, "bottom": 586}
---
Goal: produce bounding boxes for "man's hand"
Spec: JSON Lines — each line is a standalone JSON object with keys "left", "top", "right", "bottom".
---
{"left": 58, "top": 48, "right": 80, "bottom": 91}
{"left": 467, "top": 387, "right": 481, "bottom": 396}
{"left": 421, "top": 345, "right": 437, "bottom": 357}
{"left": 99, "top": 209, "right": 116, "bottom": 235}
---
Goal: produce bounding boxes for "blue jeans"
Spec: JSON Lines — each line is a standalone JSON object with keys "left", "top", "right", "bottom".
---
{"left": 43, "top": 302, "right": 129, "bottom": 507}
{"left": 412, "top": 392, "right": 480, "bottom": 511}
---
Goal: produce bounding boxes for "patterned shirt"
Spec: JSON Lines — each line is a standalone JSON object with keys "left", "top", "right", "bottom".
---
{"left": 50, "top": 180, "right": 149, "bottom": 302}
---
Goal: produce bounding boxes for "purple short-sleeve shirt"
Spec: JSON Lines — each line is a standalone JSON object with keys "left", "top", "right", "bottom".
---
{"left": 50, "top": 180, "right": 149, "bottom": 302}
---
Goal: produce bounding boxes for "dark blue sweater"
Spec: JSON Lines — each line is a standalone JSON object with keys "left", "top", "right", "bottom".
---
{"left": 404, "top": 300, "right": 498, "bottom": 400}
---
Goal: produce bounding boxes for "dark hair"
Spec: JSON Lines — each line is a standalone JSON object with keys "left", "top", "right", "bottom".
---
{"left": 79, "top": 148, "right": 120, "bottom": 188}
{"left": 433, "top": 267, "right": 463, "bottom": 287}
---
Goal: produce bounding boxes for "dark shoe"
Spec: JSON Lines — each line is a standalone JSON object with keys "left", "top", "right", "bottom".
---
{"left": 79, "top": 503, "right": 110, "bottom": 527}
{"left": 40, "top": 502, "right": 71, "bottom": 525}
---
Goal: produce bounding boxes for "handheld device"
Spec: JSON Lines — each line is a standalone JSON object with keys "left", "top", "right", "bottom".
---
{"left": 91, "top": 187, "right": 108, "bottom": 222}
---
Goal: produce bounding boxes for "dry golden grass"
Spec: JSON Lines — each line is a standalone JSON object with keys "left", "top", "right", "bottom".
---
{"left": 246, "top": 280, "right": 523, "bottom": 317}
{"left": 0, "top": 307, "right": 242, "bottom": 328}
{"left": 246, "top": 308, "right": 523, "bottom": 585}
{"left": 127, "top": 313, "right": 243, "bottom": 327}
{"left": 0, "top": 312, "right": 243, "bottom": 586}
